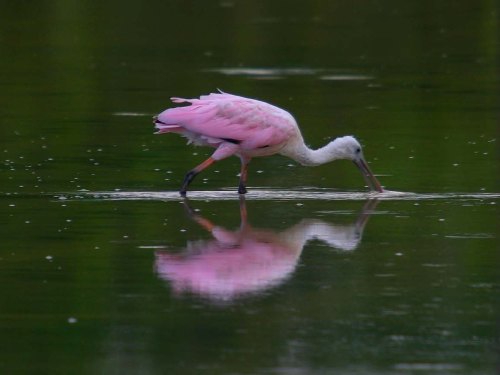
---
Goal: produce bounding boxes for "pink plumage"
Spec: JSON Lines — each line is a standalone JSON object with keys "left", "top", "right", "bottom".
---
{"left": 155, "top": 92, "right": 295, "bottom": 156}
{"left": 153, "top": 91, "right": 383, "bottom": 195}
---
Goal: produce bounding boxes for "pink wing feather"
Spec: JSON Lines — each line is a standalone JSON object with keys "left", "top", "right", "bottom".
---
{"left": 155, "top": 92, "right": 296, "bottom": 149}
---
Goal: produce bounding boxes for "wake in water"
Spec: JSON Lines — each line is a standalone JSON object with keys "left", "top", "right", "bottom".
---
{"left": 55, "top": 188, "right": 500, "bottom": 202}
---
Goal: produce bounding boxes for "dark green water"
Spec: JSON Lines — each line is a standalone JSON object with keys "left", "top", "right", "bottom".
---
{"left": 1, "top": 1, "right": 499, "bottom": 374}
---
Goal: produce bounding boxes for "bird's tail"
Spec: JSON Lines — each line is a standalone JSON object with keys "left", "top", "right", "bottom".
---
{"left": 154, "top": 124, "right": 182, "bottom": 134}
{"left": 153, "top": 115, "right": 182, "bottom": 134}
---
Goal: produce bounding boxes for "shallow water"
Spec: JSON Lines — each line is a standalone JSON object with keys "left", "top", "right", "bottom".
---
{"left": 1, "top": 1, "right": 499, "bottom": 374}
{"left": 72, "top": 189, "right": 500, "bottom": 202}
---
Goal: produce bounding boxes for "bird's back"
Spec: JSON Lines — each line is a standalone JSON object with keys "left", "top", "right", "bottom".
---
{"left": 155, "top": 92, "right": 300, "bottom": 151}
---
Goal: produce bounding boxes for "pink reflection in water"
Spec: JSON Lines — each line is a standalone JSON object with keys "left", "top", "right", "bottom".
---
{"left": 155, "top": 198, "right": 378, "bottom": 302}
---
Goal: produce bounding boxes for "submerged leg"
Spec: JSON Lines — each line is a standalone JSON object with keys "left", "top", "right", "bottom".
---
{"left": 180, "top": 157, "right": 215, "bottom": 196}
{"left": 238, "top": 157, "right": 250, "bottom": 194}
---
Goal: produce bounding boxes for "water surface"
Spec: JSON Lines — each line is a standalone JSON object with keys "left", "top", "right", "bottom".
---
{"left": 1, "top": 1, "right": 499, "bottom": 374}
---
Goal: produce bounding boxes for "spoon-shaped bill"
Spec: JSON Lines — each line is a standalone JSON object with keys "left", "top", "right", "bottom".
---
{"left": 354, "top": 158, "right": 383, "bottom": 192}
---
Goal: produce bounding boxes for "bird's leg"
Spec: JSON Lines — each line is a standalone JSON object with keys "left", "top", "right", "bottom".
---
{"left": 180, "top": 157, "right": 215, "bottom": 196}
{"left": 238, "top": 157, "right": 250, "bottom": 194}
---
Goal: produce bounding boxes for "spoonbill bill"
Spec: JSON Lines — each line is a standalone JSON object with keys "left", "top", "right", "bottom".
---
{"left": 153, "top": 92, "right": 383, "bottom": 195}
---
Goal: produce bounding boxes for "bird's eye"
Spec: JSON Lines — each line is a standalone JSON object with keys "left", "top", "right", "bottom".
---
{"left": 356, "top": 148, "right": 361, "bottom": 153}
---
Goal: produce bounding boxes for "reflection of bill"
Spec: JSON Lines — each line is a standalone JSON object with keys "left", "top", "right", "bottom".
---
{"left": 155, "top": 198, "right": 378, "bottom": 302}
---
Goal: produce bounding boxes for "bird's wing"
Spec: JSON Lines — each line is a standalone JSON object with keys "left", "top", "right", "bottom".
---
{"left": 156, "top": 93, "right": 296, "bottom": 149}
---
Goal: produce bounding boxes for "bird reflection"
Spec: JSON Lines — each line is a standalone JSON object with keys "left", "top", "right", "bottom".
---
{"left": 155, "top": 198, "right": 378, "bottom": 302}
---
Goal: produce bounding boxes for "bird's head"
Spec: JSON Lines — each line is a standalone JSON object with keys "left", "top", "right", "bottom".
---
{"left": 331, "top": 136, "right": 383, "bottom": 192}
{"left": 330, "top": 136, "right": 363, "bottom": 161}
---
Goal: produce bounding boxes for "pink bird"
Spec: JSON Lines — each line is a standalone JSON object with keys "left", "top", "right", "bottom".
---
{"left": 153, "top": 91, "right": 383, "bottom": 195}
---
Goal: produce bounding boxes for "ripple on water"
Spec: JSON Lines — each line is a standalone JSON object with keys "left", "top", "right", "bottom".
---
{"left": 112, "top": 112, "right": 153, "bottom": 117}
{"left": 203, "top": 67, "right": 374, "bottom": 81}
{"left": 394, "top": 363, "right": 463, "bottom": 371}
{"left": 444, "top": 233, "right": 495, "bottom": 239}
{"left": 52, "top": 189, "right": 500, "bottom": 202}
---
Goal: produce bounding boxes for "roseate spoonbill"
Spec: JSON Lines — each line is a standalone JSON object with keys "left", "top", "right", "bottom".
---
{"left": 153, "top": 92, "right": 383, "bottom": 195}
{"left": 155, "top": 198, "right": 378, "bottom": 302}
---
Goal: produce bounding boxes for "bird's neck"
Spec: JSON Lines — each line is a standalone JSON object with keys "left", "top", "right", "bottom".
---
{"left": 288, "top": 141, "right": 343, "bottom": 166}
